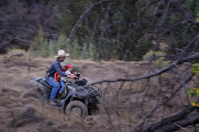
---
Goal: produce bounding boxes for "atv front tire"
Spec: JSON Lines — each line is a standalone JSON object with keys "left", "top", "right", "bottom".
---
{"left": 65, "top": 101, "right": 88, "bottom": 119}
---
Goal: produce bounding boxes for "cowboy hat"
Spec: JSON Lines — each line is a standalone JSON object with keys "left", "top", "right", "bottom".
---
{"left": 54, "top": 50, "right": 69, "bottom": 58}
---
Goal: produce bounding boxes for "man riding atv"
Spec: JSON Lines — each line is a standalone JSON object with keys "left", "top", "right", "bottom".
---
{"left": 23, "top": 50, "right": 102, "bottom": 118}
{"left": 45, "top": 50, "right": 69, "bottom": 105}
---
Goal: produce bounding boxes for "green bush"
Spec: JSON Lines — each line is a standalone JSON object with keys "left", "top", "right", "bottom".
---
{"left": 28, "top": 26, "right": 47, "bottom": 57}
{"left": 28, "top": 27, "right": 69, "bottom": 58}
{"left": 9, "top": 49, "right": 26, "bottom": 56}
{"left": 82, "top": 43, "right": 89, "bottom": 59}
{"left": 68, "top": 39, "right": 81, "bottom": 59}
{"left": 28, "top": 26, "right": 98, "bottom": 61}
{"left": 143, "top": 50, "right": 165, "bottom": 61}
{"left": 153, "top": 58, "right": 168, "bottom": 68}
{"left": 89, "top": 43, "right": 98, "bottom": 61}
{"left": 143, "top": 50, "right": 168, "bottom": 68}
{"left": 56, "top": 34, "right": 68, "bottom": 52}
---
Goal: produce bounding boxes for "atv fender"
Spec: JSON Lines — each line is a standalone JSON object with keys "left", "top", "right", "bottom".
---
{"left": 26, "top": 76, "right": 51, "bottom": 99}
{"left": 63, "top": 91, "right": 76, "bottom": 103}
{"left": 63, "top": 91, "right": 88, "bottom": 106}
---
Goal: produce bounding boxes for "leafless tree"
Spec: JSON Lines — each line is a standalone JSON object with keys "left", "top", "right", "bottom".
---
{"left": 79, "top": 0, "right": 199, "bottom": 131}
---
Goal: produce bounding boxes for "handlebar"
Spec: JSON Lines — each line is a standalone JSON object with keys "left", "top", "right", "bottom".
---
{"left": 76, "top": 73, "right": 80, "bottom": 78}
{"left": 74, "top": 73, "right": 80, "bottom": 80}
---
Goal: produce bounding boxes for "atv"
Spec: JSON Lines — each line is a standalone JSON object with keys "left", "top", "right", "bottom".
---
{"left": 22, "top": 73, "right": 102, "bottom": 118}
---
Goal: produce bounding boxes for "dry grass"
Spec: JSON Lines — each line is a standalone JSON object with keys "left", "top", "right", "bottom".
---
{"left": 0, "top": 55, "right": 196, "bottom": 131}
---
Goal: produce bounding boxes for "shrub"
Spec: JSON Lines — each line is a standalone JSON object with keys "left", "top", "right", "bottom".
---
{"left": 143, "top": 50, "right": 165, "bottom": 61}
{"left": 28, "top": 26, "right": 98, "bottom": 61}
{"left": 143, "top": 50, "right": 168, "bottom": 68}
{"left": 187, "top": 63, "right": 199, "bottom": 107}
{"left": 82, "top": 43, "right": 89, "bottom": 59}
{"left": 28, "top": 27, "right": 68, "bottom": 58}
{"left": 152, "top": 58, "right": 168, "bottom": 68}
{"left": 8, "top": 49, "right": 26, "bottom": 57}
{"left": 89, "top": 43, "right": 98, "bottom": 61}
{"left": 28, "top": 26, "right": 47, "bottom": 57}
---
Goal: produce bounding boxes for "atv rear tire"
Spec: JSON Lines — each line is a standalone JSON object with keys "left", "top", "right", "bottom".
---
{"left": 22, "top": 88, "right": 43, "bottom": 101}
{"left": 65, "top": 101, "right": 88, "bottom": 119}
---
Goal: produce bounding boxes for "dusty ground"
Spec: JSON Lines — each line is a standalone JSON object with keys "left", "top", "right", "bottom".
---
{"left": 0, "top": 55, "right": 152, "bottom": 132}
{"left": 0, "top": 55, "right": 193, "bottom": 132}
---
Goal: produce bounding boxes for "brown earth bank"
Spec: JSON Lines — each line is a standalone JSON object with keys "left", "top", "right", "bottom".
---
{"left": 0, "top": 55, "right": 194, "bottom": 132}
{"left": 0, "top": 88, "right": 132, "bottom": 132}
{"left": 0, "top": 55, "right": 150, "bottom": 132}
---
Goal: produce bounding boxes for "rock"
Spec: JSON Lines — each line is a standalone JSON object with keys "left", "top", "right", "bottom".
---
{"left": 10, "top": 106, "right": 37, "bottom": 127}
{"left": 20, "top": 106, "right": 35, "bottom": 120}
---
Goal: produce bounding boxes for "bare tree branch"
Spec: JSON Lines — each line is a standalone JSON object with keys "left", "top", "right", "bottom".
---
{"left": 66, "top": 0, "right": 108, "bottom": 51}
{"left": 142, "top": 106, "right": 197, "bottom": 132}
{"left": 169, "top": 0, "right": 199, "bottom": 28}
{"left": 91, "top": 51, "right": 199, "bottom": 85}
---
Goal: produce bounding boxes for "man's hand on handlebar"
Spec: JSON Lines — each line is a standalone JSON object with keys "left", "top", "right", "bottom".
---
{"left": 67, "top": 74, "right": 78, "bottom": 79}
{"left": 72, "top": 75, "right": 78, "bottom": 79}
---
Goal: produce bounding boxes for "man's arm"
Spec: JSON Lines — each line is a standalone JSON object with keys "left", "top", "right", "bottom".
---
{"left": 67, "top": 74, "right": 76, "bottom": 79}
{"left": 72, "top": 72, "right": 77, "bottom": 75}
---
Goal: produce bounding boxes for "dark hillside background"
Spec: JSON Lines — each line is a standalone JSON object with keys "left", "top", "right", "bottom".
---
{"left": 0, "top": 0, "right": 199, "bottom": 61}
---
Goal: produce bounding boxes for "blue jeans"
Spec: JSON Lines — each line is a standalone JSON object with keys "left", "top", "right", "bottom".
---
{"left": 45, "top": 75, "right": 60, "bottom": 102}
{"left": 59, "top": 79, "right": 65, "bottom": 93}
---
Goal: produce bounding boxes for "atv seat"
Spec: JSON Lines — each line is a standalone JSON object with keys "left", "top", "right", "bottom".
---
{"left": 40, "top": 79, "right": 53, "bottom": 89}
